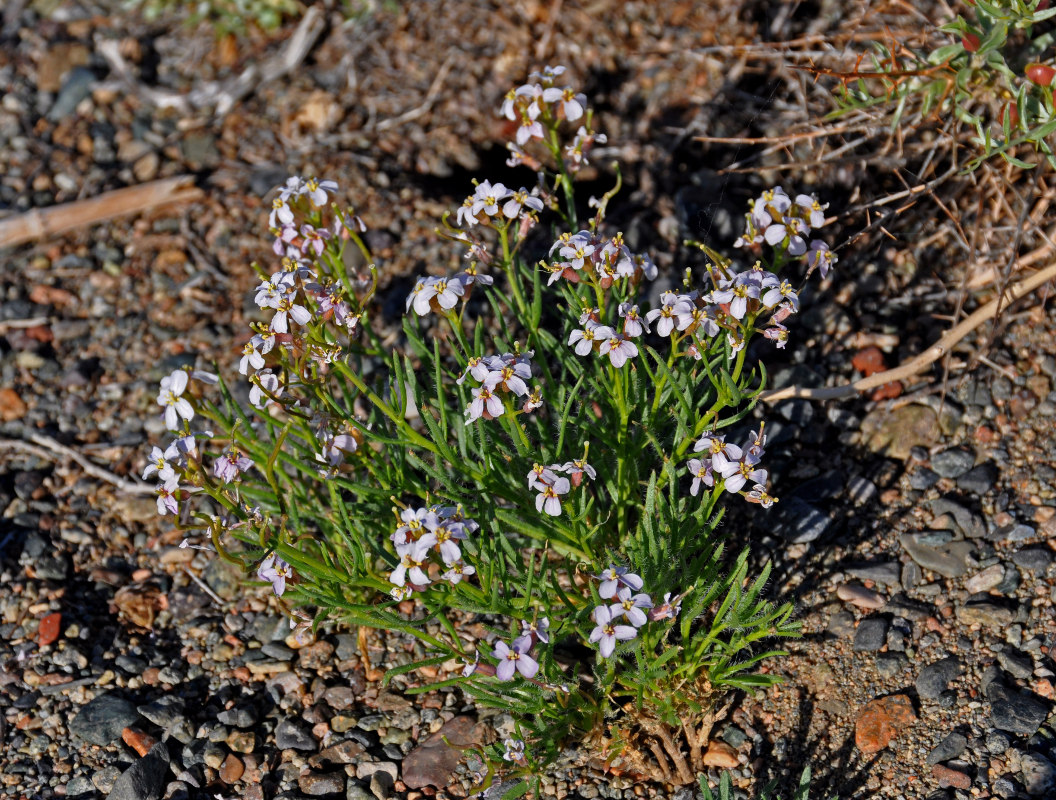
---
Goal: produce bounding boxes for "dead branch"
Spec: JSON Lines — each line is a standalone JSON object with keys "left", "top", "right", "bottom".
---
{"left": 0, "top": 177, "right": 203, "bottom": 249}
{"left": 0, "top": 434, "right": 154, "bottom": 495}
{"left": 762, "top": 259, "right": 1056, "bottom": 403}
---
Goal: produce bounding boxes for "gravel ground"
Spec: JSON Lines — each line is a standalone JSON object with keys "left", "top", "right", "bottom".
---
{"left": 2, "top": 2, "right": 1055, "bottom": 799}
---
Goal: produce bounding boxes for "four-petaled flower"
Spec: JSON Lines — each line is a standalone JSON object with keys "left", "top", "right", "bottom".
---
{"left": 258, "top": 553, "right": 293, "bottom": 596}
{"left": 155, "top": 477, "right": 180, "bottom": 515}
{"left": 214, "top": 446, "right": 253, "bottom": 483}
{"left": 597, "top": 566, "right": 644, "bottom": 600}
{"left": 609, "top": 587, "right": 654, "bottom": 627}
{"left": 535, "top": 474, "right": 570, "bottom": 516}
{"left": 492, "top": 636, "right": 539, "bottom": 681}
{"left": 158, "top": 370, "right": 194, "bottom": 430}
{"left": 589, "top": 605, "right": 638, "bottom": 657}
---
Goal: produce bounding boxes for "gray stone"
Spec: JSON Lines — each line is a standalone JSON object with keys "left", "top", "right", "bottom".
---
{"left": 347, "top": 783, "right": 374, "bottom": 800}
{"left": 66, "top": 776, "right": 95, "bottom": 798}
{"left": 997, "top": 648, "right": 1033, "bottom": 680}
{"left": 929, "top": 498, "right": 986, "bottom": 539}
{"left": 926, "top": 732, "right": 967, "bottom": 765}
{"left": 900, "top": 533, "right": 975, "bottom": 578}
{"left": 69, "top": 693, "right": 140, "bottom": 746}
{"left": 987, "top": 683, "right": 1049, "bottom": 735}
{"left": 275, "top": 718, "right": 316, "bottom": 751}
{"left": 202, "top": 558, "right": 242, "bottom": 601}
{"left": 217, "top": 706, "right": 257, "bottom": 728}
{"left": 956, "top": 462, "right": 998, "bottom": 495}
{"left": 1011, "top": 547, "right": 1053, "bottom": 571}
{"left": 92, "top": 765, "right": 122, "bottom": 793}
{"left": 901, "top": 561, "right": 922, "bottom": 590}
{"left": 826, "top": 610, "right": 856, "bottom": 638}
{"left": 1021, "top": 752, "right": 1056, "bottom": 796}
{"left": 108, "top": 742, "right": 170, "bottom": 800}
{"left": 986, "top": 730, "right": 1010, "bottom": 754}
{"left": 369, "top": 769, "right": 395, "bottom": 800}
{"left": 965, "top": 564, "right": 1006, "bottom": 593}
{"left": 847, "top": 561, "right": 902, "bottom": 587}
{"left": 853, "top": 616, "right": 890, "bottom": 652}
{"left": 910, "top": 468, "right": 940, "bottom": 491}
{"left": 136, "top": 696, "right": 185, "bottom": 729}
{"left": 299, "top": 771, "right": 346, "bottom": 796}
{"left": 992, "top": 776, "right": 1018, "bottom": 798}
{"left": 46, "top": 67, "right": 95, "bottom": 122}
{"left": 886, "top": 593, "right": 935, "bottom": 621}
{"left": 876, "top": 652, "right": 908, "bottom": 679}
{"left": 770, "top": 497, "right": 835, "bottom": 543}
{"left": 931, "top": 447, "right": 975, "bottom": 478}
{"left": 916, "top": 657, "right": 963, "bottom": 700}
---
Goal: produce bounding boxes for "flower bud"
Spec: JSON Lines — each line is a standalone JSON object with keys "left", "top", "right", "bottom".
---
{"left": 961, "top": 33, "right": 980, "bottom": 52}
{"left": 1026, "top": 63, "right": 1056, "bottom": 87}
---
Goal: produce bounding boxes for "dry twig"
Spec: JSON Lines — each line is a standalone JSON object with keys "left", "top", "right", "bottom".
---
{"left": 0, "top": 434, "right": 154, "bottom": 495}
{"left": 762, "top": 260, "right": 1056, "bottom": 403}
{"left": 0, "top": 177, "right": 203, "bottom": 249}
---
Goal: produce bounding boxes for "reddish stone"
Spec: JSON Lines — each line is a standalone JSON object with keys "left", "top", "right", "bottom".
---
{"left": 700, "top": 740, "right": 739, "bottom": 767}
{"left": 852, "top": 347, "right": 886, "bottom": 376}
{"left": 122, "top": 727, "right": 158, "bottom": 756}
{"left": 870, "top": 382, "right": 903, "bottom": 401}
{"left": 0, "top": 388, "right": 28, "bottom": 422}
{"left": 932, "top": 763, "right": 971, "bottom": 789}
{"left": 855, "top": 694, "right": 917, "bottom": 754}
{"left": 220, "top": 754, "right": 245, "bottom": 784}
{"left": 37, "top": 612, "right": 62, "bottom": 647}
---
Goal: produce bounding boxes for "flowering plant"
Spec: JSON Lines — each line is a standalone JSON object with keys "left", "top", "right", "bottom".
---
{"left": 830, "top": 0, "right": 1056, "bottom": 170}
{"left": 144, "top": 67, "right": 840, "bottom": 791}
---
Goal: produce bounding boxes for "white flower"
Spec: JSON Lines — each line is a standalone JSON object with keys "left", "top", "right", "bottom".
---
{"left": 589, "top": 605, "right": 637, "bottom": 657}
{"left": 142, "top": 446, "right": 175, "bottom": 482}
{"left": 157, "top": 370, "right": 194, "bottom": 430}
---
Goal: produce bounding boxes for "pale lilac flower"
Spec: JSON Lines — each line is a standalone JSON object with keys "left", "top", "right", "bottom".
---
{"left": 535, "top": 476, "right": 571, "bottom": 516}
{"left": 596, "top": 566, "right": 644, "bottom": 600}
{"left": 305, "top": 177, "right": 338, "bottom": 207}
{"left": 589, "top": 605, "right": 638, "bottom": 657}
{"left": 432, "top": 278, "right": 464, "bottom": 311}
{"left": 557, "top": 458, "right": 595, "bottom": 486}
{"left": 795, "top": 193, "right": 828, "bottom": 228}
{"left": 531, "top": 65, "right": 566, "bottom": 83}
{"left": 390, "top": 585, "right": 413, "bottom": 602}
{"left": 527, "top": 463, "right": 560, "bottom": 491}
{"left": 687, "top": 457, "right": 714, "bottom": 497}
{"left": 249, "top": 369, "right": 283, "bottom": 408}
{"left": 470, "top": 181, "right": 511, "bottom": 218}
{"left": 645, "top": 293, "right": 693, "bottom": 336}
{"left": 441, "top": 560, "right": 475, "bottom": 584}
{"left": 554, "top": 86, "right": 586, "bottom": 121}
{"left": 712, "top": 276, "right": 760, "bottom": 320}
{"left": 649, "top": 592, "right": 683, "bottom": 622}
{"left": 407, "top": 276, "right": 438, "bottom": 315}
{"left": 431, "top": 522, "right": 467, "bottom": 565}
{"left": 277, "top": 176, "right": 306, "bottom": 201}
{"left": 299, "top": 223, "right": 332, "bottom": 257}
{"left": 492, "top": 638, "right": 539, "bottom": 681}
{"left": 764, "top": 214, "right": 808, "bottom": 256}
{"left": 456, "top": 196, "right": 479, "bottom": 227}
{"left": 158, "top": 370, "right": 194, "bottom": 430}
{"left": 714, "top": 451, "right": 768, "bottom": 494}
{"left": 239, "top": 341, "right": 266, "bottom": 375}
{"left": 457, "top": 357, "right": 490, "bottom": 385}
{"left": 390, "top": 537, "right": 435, "bottom": 587}
{"left": 558, "top": 236, "right": 596, "bottom": 270}
{"left": 761, "top": 278, "right": 799, "bottom": 311}
{"left": 747, "top": 426, "right": 767, "bottom": 457}
{"left": 392, "top": 507, "right": 435, "bottom": 546}
{"left": 598, "top": 333, "right": 638, "bottom": 367}
{"left": 268, "top": 198, "right": 295, "bottom": 229}
{"left": 455, "top": 264, "right": 494, "bottom": 289}
{"left": 568, "top": 323, "right": 607, "bottom": 356}
{"left": 807, "top": 240, "right": 837, "bottom": 278}
{"left": 523, "top": 389, "right": 543, "bottom": 412}
{"left": 502, "top": 738, "right": 526, "bottom": 763}
{"left": 155, "top": 477, "right": 180, "bottom": 516}
{"left": 515, "top": 117, "right": 544, "bottom": 145}
{"left": 214, "top": 446, "right": 253, "bottom": 483}
{"left": 254, "top": 273, "right": 293, "bottom": 309}
{"left": 250, "top": 329, "right": 276, "bottom": 355}
{"left": 466, "top": 385, "right": 504, "bottom": 422}
{"left": 763, "top": 323, "right": 789, "bottom": 349}
{"left": 565, "top": 127, "right": 606, "bottom": 172}
{"left": 747, "top": 484, "right": 777, "bottom": 509}
{"left": 319, "top": 433, "right": 358, "bottom": 467}
{"left": 271, "top": 294, "right": 313, "bottom": 333}
{"left": 610, "top": 587, "right": 654, "bottom": 628}
{"left": 693, "top": 431, "right": 743, "bottom": 462}
{"left": 461, "top": 652, "right": 480, "bottom": 677}
{"left": 618, "top": 303, "right": 649, "bottom": 337}
{"left": 143, "top": 446, "right": 176, "bottom": 482}
{"left": 502, "top": 188, "right": 544, "bottom": 219}
{"left": 484, "top": 360, "right": 531, "bottom": 397}
{"left": 258, "top": 553, "right": 293, "bottom": 596}
{"left": 521, "top": 617, "right": 550, "bottom": 645}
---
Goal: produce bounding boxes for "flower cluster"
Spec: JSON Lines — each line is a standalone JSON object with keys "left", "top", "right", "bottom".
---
{"left": 501, "top": 65, "right": 587, "bottom": 146}
{"left": 547, "top": 230, "right": 656, "bottom": 288}
{"left": 588, "top": 566, "right": 679, "bottom": 657}
{"left": 458, "top": 350, "right": 539, "bottom": 421}
{"left": 527, "top": 455, "right": 595, "bottom": 517}
{"left": 405, "top": 268, "right": 494, "bottom": 318}
{"left": 455, "top": 180, "right": 544, "bottom": 229}
{"left": 258, "top": 553, "right": 293, "bottom": 597}
{"left": 388, "top": 505, "right": 480, "bottom": 596}
{"left": 687, "top": 427, "right": 776, "bottom": 507}
{"left": 735, "top": 186, "right": 837, "bottom": 278}
{"left": 268, "top": 177, "right": 339, "bottom": 259}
